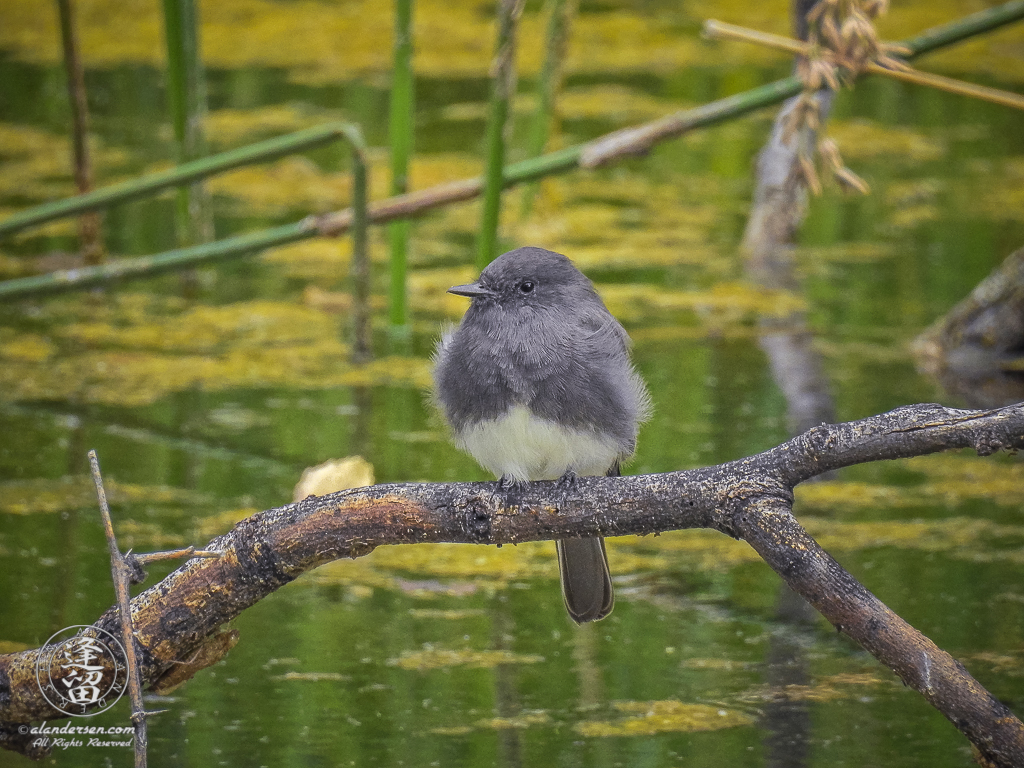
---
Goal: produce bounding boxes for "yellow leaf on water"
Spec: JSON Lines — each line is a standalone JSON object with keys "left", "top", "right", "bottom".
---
{"left": 293, "top": 456, "right": 375, "bottom": 502}
{"left": 60, "top": 300, "right": 336, "bottom": 352}
{"left": 798, "top": 455, "right": 1024, "bottom": 511}
{"left": 906, "top": 454, "right": 1024, "bottom": 507}
{"left": 0, "top": 293, "right": 435, "bottom": 406}
{"left": 430, "top": 726, "right": 475, "bottom": 736}
{"left": 887, "top": 204, "right": 940, "bottom": 230}
{"left": 963, "top": 182, "right": 1024, "bottom": 223}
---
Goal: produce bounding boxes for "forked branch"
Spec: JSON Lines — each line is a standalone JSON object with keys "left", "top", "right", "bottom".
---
{"left": 1, "top": 402, "right": 1023, "bottom": 764}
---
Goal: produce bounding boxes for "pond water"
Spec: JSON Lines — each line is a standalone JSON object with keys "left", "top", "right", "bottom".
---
{"left": 1, "top": 1, "right": 1024, "bottom": 766}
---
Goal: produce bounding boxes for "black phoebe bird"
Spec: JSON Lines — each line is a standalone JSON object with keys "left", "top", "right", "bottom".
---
{"left": 433, "top": 246, "right": 650, "bottom": 623}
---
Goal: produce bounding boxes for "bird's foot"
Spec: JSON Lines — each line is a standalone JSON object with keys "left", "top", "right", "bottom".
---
{"left": 498, "top": 474, "right": 521, "bottom": 491}
{"left": 497, "top": 474, "right": 528, "bottom": 506}
{"left": 556, "top": 471, "right": 578, "bottom": 492}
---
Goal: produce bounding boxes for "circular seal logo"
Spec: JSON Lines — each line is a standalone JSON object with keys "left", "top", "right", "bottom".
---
{"left": 35, "top": 626, "right": 129, "bottom": 716}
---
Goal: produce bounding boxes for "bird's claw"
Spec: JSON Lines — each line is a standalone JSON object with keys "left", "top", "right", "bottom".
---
{"left": 498, "top": 474, "right": 519, "bottom": 490}
{"left": 556, "top": 471, "right": 578, "bottom": 491}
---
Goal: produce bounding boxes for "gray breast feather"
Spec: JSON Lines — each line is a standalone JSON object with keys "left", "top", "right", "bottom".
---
{"left": 434, "top": 300, "right": 649, "bottom": 458}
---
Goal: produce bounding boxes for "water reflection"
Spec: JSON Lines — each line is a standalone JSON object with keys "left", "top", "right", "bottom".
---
{"left": 2, "top": 1, "right": 1024, "bottom": 765}
{"left": 913, "top": 246, "right": 1024, "bottom": 407}
{"left": 762, "top": 587, "right": 815, "bottom": 768}
{"left": 741, "top": 76, "right": 837, "bottom": 768}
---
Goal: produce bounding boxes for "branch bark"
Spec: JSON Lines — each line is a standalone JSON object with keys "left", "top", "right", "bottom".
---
{"left": 2, "top": 403, "right": 1023, "bottom": 763}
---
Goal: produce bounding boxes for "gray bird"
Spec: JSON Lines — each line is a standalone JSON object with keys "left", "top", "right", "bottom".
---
{"left": 433, "top": 246, "right": 650, "bottom": 623}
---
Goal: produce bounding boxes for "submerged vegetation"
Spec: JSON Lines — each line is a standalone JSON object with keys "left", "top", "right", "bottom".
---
{"left": 1, "top": 0, "right": 1023, "bottom": 764}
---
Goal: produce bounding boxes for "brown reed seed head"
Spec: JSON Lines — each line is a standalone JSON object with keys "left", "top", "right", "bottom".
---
{"left": 785, "top": 0, "right": 890, "bottom": 196}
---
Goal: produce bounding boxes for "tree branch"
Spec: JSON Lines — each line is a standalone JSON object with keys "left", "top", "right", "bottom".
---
{"left": 738, "top": 496, "right": 1021, "bottom": 766}
{"left": 2, "top": 402, "right": 1023, "bottom": 763}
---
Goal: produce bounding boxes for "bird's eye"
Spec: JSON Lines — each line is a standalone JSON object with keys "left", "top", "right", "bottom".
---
{"left": 518, "top": 281, "right": 535, "bottom": 294}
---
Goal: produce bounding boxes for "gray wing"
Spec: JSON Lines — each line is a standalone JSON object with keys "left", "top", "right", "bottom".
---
{"left": 527, "top": 300, "right": 650, "bottom": 452}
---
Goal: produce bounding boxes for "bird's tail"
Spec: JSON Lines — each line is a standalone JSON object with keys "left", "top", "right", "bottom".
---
{"left": 556, "top": 537, "right": 614, "bottom": 624}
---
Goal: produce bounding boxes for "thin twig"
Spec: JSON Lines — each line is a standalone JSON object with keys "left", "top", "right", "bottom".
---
{"left": 704, "top": 19, "right": 1024, "bottom": 111}
{"left": 57, "top": 0, "right": 91, "bottom": 190}
{"left": 132, "top": 547, "right": 222, "bottom": 565}
{"left": 88, "top": 450, "right": 148, "bottom": 768}
{"left": 56, "top": 0, "right": 104, "bottom": 265}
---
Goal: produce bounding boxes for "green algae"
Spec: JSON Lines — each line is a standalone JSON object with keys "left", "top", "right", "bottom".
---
{"left": 0, "top": 295, "right": 432, "bottom": 406}
{"left": 829, "top": 119, "right": 947, "bottom": 163}
{"left": 0, "top": 475, "right": 209, "bottom": 515}
{"left": 387, "top": 647, "right": 545, "bottom": 671}
{"left": 576, "top": 700, "right": 754, "bottom": 737}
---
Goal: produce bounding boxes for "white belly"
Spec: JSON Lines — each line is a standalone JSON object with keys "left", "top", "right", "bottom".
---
{"left": 456, "top": 405, "right": 620, "bottom": 483}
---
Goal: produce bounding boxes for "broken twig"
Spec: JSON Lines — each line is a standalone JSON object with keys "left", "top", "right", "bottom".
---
{"left": 88, "top": 450, "right": 148, "bottom": 768}
{"left": 704, "top": 19, "right": 1024, "bottom": 111}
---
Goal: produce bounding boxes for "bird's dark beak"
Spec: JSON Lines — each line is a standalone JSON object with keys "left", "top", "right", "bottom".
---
{"left": 447, "top": 282, "right": 494, "bottom": 299}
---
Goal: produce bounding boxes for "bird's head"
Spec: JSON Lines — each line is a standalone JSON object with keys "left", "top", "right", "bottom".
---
{"left": 447, "top": 247, "right": 594, "bottom": 311}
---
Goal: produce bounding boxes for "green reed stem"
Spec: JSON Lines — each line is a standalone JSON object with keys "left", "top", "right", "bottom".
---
{"left": 2, "top": 0, "right": 1022, "bottom": 300}
{"left": 520, "top": 0, "right": 575, "bottom": 218}
{"left": 0, "top": 124, "right": 369, "bottom": 301}
{"left": 0, "top": 222, "right": 311, "bottom": 299}
{"left": 0, "top": 146, "right": 577, "bottom": 300}
{"left": 388, "top": 0, "right": 415, "bottom": 333}
{"left": 477, "top": 0, "right": 524, "bottom": 270}
{"left": 903, "top": 0, "right": 1024, "bottom": 56}
{"left": 349, "top": 130, "right": 372, "bottom": 363}
{"left": 162, "top": 0, "right": 213, "bottom": 247}
{"left": 0, "top": 125, "right": 362, "bottom": 238}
